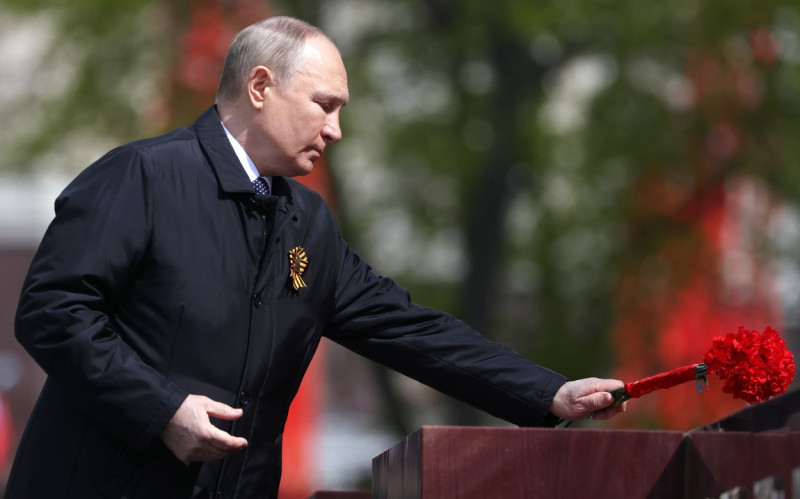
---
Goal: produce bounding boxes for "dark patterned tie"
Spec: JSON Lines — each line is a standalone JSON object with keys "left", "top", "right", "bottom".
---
{"left": 252, "top": 177, "right": 270, "bottom": 197}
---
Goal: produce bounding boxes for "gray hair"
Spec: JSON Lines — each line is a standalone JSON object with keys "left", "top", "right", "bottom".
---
{"left": 216, "top": 16, "right": 330, "bottom": 104}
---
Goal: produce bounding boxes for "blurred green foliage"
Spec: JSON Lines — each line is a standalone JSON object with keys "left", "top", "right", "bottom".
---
{"left": 309, "top": 0, "right": 800, "bottom": 428}
{"left": 0, "top": 0, "right": 167, "bottom": 168}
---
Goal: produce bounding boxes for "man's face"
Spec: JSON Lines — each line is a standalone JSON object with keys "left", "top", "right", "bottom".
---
{"left": 252, "top": 36, "right": 349, "bottom": 177}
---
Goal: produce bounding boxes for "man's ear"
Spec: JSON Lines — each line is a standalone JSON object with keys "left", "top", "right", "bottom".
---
{"left": 247, "top": 66, "right": 274, "bottom": 109}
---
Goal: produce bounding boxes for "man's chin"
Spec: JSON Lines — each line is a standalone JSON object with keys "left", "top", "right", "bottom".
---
{"left": 285, "top": 162, "right": 315, "bottom": 178}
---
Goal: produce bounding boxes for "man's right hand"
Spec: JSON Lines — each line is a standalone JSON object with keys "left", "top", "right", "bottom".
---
{"left": 160, "top": 394, "right": 248, "bottom": 462}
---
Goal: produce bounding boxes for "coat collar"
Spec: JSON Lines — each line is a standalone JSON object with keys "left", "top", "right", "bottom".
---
{"left": 193, "top": 106, "right": 296, "bottom": 205}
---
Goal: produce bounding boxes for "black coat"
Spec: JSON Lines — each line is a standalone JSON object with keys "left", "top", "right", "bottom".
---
{"left": 8, "top": 107, "right": 566, "bottom": 498}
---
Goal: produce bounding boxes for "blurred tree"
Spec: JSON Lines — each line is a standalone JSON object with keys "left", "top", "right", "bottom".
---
{"left": 0, "top": 0, "right": 166, "bottom": 172}
{"left": 312, "top": 0, "right": 800, "bottom": 430}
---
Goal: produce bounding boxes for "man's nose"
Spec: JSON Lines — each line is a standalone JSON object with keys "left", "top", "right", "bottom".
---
{"left": 322, "top": 116, "right": 342, "bottom": 143}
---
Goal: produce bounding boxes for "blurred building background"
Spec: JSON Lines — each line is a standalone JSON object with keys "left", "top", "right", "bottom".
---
{"left": 1, "top": 0, "right": 799, "bottom": 497}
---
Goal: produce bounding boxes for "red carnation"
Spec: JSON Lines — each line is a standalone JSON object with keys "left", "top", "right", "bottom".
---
{"left": 611, "top": 326, "right": 795, "bottom": 408}
{"left": 702, "top": 326, "right": 795, "bottom": 404}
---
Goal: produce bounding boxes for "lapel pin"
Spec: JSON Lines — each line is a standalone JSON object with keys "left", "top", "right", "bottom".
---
{"left": 288, "top": 246, "right": 308, "bottom": 291}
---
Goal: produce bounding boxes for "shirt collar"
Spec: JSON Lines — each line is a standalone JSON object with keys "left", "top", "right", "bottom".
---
{"left": 221, "top": 122, "right": 273, "bottom": 191}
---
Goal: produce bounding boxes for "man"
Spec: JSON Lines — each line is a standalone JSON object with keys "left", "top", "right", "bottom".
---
{"left": 8, "top": 16, "right": 625, "bottom": 498}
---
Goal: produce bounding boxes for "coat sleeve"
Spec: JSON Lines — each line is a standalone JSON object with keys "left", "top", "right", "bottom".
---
{"left": 15, "top": 147, "right": 188, "bottom": 454}
{"left": 325, "top": 236, "right": 566, "bottom": 427}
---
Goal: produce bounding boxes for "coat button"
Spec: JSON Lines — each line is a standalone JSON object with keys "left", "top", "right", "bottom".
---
{"left": 239, "top": 392, "right": 251, "bottom": 407}
{"left": 252, "top": 294, "right": 262, "bottom": 308}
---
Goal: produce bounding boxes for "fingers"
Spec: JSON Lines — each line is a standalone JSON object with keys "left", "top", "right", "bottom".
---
{"left": 204, "top": 398, "right": 244, "bottom": 421}
{"left": 550, "top": 378, "right": 629, "bottom": 421}
{"left": 160, "top": 394, "right": 249, "bottom": 462}
{"left": 591, "top": 400, "right": 628, "bottom": 420}
{"left": 199, "top": 425, "right": 248, "bottom": 458}
{"left": 580, "top": 390, "right": 614, "bottom": 411}
{"left": 588, "top": 378, "right": 625, "bottom": 394}
{"left": 198, "top": 398, "right": 248, "bottom": 454}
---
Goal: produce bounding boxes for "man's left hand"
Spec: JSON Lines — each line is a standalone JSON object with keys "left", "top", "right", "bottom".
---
{"left": 549, "top": 378, "right": 628, "bottom": 422}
